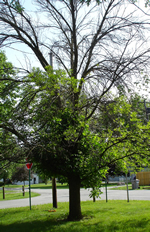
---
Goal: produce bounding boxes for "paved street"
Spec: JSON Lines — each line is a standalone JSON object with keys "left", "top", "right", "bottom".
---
{"left": 0, "top": 187, "right": 150, "bottom": 209}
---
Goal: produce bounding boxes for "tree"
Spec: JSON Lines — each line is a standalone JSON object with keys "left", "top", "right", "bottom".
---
{"left": 0, "top": 162, "right": 17, "bottom": 184}
{"left": 0, "top": 168, "right": 9, "bottom": 184}
{"left": 0, "top": 51, "right": 27, "bottom": 168}
{"left": 1, "top": 0, "right": 150, "bottom": 220}
{"left": 82, "top": 0, "right": 150, "bottom": 7}
{"left": 12, "top": 165, "right": 30, "bottom": 185}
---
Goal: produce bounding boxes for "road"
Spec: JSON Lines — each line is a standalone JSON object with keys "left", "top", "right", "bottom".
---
{"left": 0, "top": 187, "right": 150, "bottom": 209}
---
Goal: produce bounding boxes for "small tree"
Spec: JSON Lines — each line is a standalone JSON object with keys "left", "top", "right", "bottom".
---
{"left": 12, "top": 166, "right": 29, "bottom": 185}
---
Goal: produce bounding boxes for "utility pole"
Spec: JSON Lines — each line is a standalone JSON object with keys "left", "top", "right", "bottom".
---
{"left": 49, "top": 51, "right": 58, "bottom": 208}
{"left": 105, "top": 178, "right": 108, "bottom": 202}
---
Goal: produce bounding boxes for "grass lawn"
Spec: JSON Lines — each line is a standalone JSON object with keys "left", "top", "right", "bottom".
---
{"left": 0, "top": 200, "right": 150, "bottom": 232}
{"left": 0, "top": 190, "right": 40, "bottom": 201}
{"left": 111, "top": 185, "right": 150, "bottom": 190}
{"left": 2, "top": 183, "right": 69, "bottom": 189}
{"left": 31, "top": 183, "right": 69, "bottom": 189}
{"left": 2, "top": 182, "right": 117, "bottom": 190}
{"left": 111, "top": 185, "right": 132, "bottom": 190}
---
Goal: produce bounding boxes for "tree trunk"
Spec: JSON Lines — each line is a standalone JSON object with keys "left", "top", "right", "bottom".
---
{"left": 52, "top": 177, "right": 57, "bottom": 208}
{"left": 68, "top": 175, "right": 82, "bottom": 221}
{"left": 93, "top": 187, "right": 96, "bottom": 202}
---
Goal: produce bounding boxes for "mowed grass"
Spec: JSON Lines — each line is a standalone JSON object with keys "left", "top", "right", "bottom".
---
{"left": 3, "top": 182, "right": 117, "bottom": 190}
{"left": 31, "top": 183, "right": 69, "bottom": 189}
{"left": 2, "top": 183, "right": 69, "bottom": 189}
{"left": 111, "top": 185, "right": 150, "bottom": 190}
{"left": 111, "top": 185, "right": 132, "bottom": 190}
{"left": 0, "top": 190, "right": 40, "bottom": 201}
{"left": 0, "top": 200, "right": 150, "bottom": 232}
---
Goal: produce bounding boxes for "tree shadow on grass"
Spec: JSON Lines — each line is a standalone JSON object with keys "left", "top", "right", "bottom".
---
{"left": 0, "top": 216, "right": 150, "bottom": 232}
{"left": 1, "top": 203, "right": 150, "bottom": 232}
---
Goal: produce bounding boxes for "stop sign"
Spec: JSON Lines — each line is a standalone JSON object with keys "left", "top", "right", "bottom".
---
{"left": 26, "top": 163, "right": 33, "bottom": 169}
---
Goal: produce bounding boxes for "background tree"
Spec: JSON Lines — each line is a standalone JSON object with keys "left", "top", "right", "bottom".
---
{"left": 0, "top": 162, "right": 18, "bottom": 184}
{"left": 12, "top": 165, "right": 31, "bottom": 185}
{"left": 1, "top": 0, "right": 150, "bottom": 220}
{"left": 0, "top": 168, "right": 9, "bottom": 184}
{"left": 0, "top": 51, "right": 27, "bottom": 167}
{"left": 82, "top": 0, "right": 150, "bottom": 7}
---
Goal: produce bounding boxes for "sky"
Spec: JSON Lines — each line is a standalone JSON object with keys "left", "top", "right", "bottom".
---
{"left": 3, "top": 0, "right": 149, "bottom": 66}
{"left": 3, "top": 0, "right": 43, "bottom": 70}
{"left": 3, "top": 0, "right": 67, "bottom": 70}
{"left": 2, "top": 0, "right": 150, "bottom": 99}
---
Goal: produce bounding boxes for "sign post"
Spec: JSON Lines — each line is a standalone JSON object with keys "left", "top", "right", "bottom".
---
{"left": 126, "top": 173, "right": 129, "bottom": 202}
{"left": 26, "top": 162, "right": 33, "bottom": 210}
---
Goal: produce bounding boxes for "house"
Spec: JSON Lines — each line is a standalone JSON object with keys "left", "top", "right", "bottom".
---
{"left": 0, "top": 173, "right": 40, "bottom": 185}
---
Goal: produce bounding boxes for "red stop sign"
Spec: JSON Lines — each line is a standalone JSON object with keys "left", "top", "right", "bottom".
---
{"left": 26, "top": 163, "right": 33, "bottom": 169}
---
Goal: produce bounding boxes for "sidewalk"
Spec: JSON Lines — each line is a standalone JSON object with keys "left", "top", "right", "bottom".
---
{"left": 0, "top": 187, "right": 150, "bottom": 209}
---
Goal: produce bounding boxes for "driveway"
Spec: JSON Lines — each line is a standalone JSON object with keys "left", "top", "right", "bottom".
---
{"left": 0, "top": 187, "right": 150, "bottom": 209}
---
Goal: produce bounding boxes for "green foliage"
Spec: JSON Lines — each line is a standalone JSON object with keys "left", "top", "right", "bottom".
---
{"left": 0, "top": 51, "right": 26, "bottom": 167}
{"left": 145, "top": 0, "right": 150, "bottom": 7}
{"left": 90, "top": 94, "right": 150, "bottom": 174}
{"left": 0, "top": 169, "right": 9, "bottom": 183}
{"left": 89, "top": 187, "right": 102, "bottom": 199}
{"left": 0, "top": 162, "right": 17, "bottom": 183}
{"left": 10, "top": 0, "right": 24, "bottom": 13}
{"left": 1, "top": 61, "right": 150, "bottom": 190}
{"left": 11, "top": 166, "right": 29, "bottom": 183}
{"left": 0, "top": 51, "right": 19, "bottom": 128}
{"left": 0, "top": 51, "right": 17, "bottom": 111}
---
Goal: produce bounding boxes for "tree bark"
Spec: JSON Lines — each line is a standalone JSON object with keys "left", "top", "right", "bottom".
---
{"left": 68, "top": 175, "right": 82, "bottom": 221}
{"left": 92, "top": 187, "right": 96, "bottom": 202}
{"left": 52, "top": 177, "right": 57, "bottom": 208}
